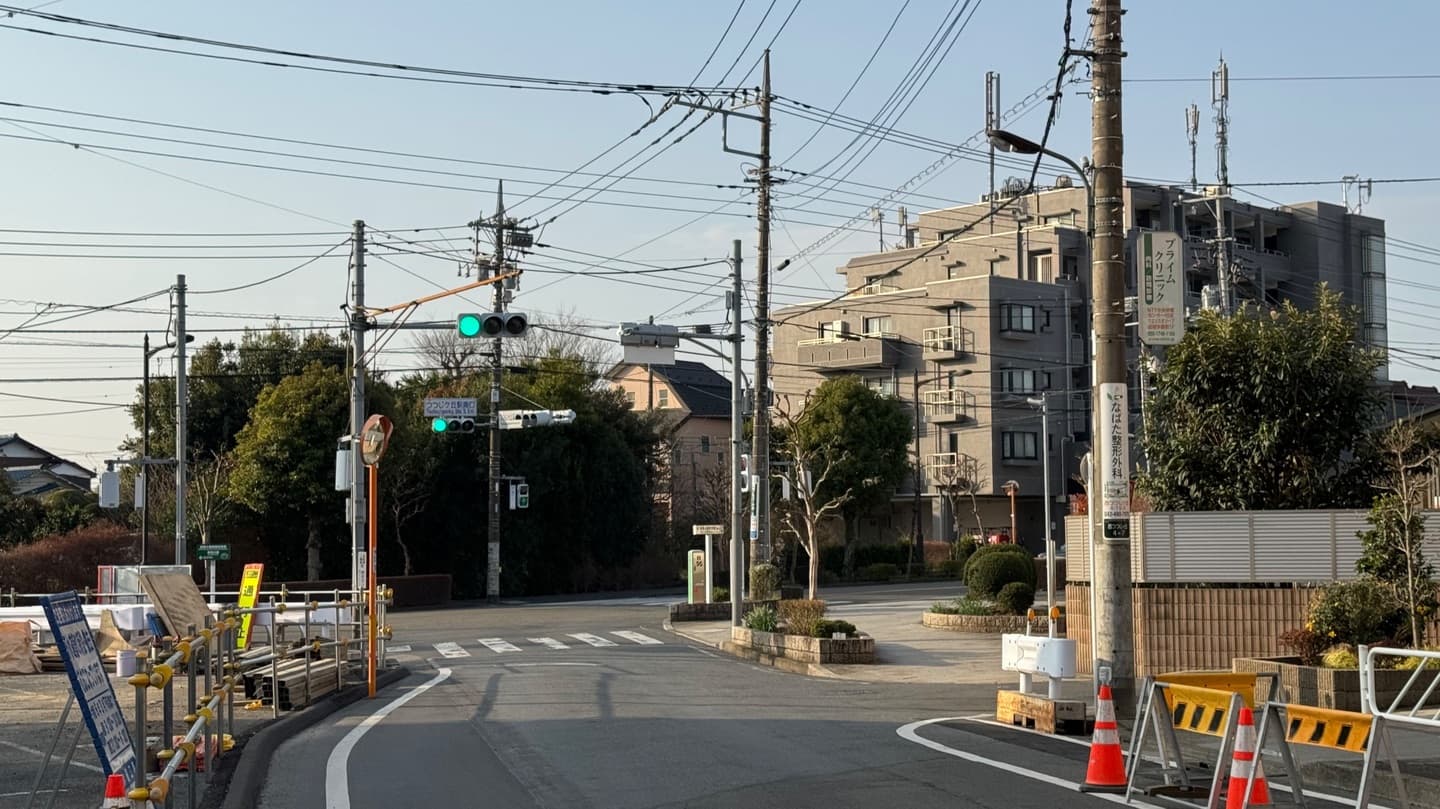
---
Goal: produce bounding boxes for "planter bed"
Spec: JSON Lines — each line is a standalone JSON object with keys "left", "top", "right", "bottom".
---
{"left": 668, "top": 600, "right": 777, "bottom": 622}
{"left": 732, "top": 626, "right": 875, "bottom": 664}
{"left": 922, "top": 611, "right": 1062, "bottom": 634}
{"left": 1234, "top": 656, "right": 1428, "bottom": 712}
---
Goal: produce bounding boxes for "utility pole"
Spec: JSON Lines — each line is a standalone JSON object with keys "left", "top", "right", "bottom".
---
{"left": 141, "top": 334, "right": 150, "bottom": 567}
{"left": 1089, "top": 0, "right": 1134, "bottom": 710}
{"left": 487, "top": 183, "right": 506, "bottom": 604}
{"left": 911, "top": 370, "right": 923, "bottom": 555}
{"left": 1185, "top": 103, "right": 1199, "bottom": 192}
{"left": 349, "top": 220, "right": 368, "bottom": 593}
{"left": 729, "top": 240, "right": 745, "bottom": 627}
{"left": 173, "top": 274, "right": 188, "bottom": 568}
{"left": 1211, "top": 56, "right": 1232, "bottom": 316}
{"left": 986, "top": 71, "right": 1001, "bottom": 234}
{"left": 750, "top": 50, "right": 775, "bottom": 580}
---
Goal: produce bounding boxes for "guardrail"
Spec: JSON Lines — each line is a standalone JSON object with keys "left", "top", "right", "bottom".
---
{"left": 1, "top": 585, "right": 375, "bottom": 608}
{"left": 1362, "top": 644, "right": 1440, "bottom": 727}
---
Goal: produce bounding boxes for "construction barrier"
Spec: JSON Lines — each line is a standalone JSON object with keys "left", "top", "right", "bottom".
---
{"left": 1244, "top": 702, "right": 1411, "bottom": 809}
{"left": 1126, "top": 672, "right": 1290, "bottom": 808}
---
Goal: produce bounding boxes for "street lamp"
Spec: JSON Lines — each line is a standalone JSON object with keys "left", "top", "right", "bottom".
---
{"left": 1026, "top": 393, "right": 1058, "bottom": 638}
{"left": 988, "top": 129, "right": 1094, "bottom": 247}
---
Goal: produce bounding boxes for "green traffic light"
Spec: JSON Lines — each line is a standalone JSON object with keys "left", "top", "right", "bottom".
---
{"left": 457, "top": 314, "right": 482, "bottom": 338}
{"left": 431, "top": 417, "right": 449, "bottom": 433}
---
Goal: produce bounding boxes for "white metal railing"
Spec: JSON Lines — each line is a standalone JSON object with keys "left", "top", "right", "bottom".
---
{"left": 923, "top": 388, "right": 975, "bottom": 419}
{"left": 797, "top": 330, "right": 898, "bottom": 348}
{"left": 853, "top": 281, "right": 900, "bottom": 296}
{"left": 922, "top": 324, "right": 974, "bottom": 354}
{"left": 1362, "top": 645, "right": 1440, "bottom": 728}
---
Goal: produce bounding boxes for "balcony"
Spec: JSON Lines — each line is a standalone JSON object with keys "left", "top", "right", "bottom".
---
{"left": 924, "top": 452, "right": 980, "bottom": 487}
{"left": 796, "top": 332, "right": 901, "bottom": 371}
{"left": 923, "top": 388, "right": 976, "bottom": 423}
{"left": 922, "top": 324, "right": 974, "bottom": 361}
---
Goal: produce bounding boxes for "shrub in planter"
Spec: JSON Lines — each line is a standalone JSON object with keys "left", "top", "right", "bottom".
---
{"left": 778, "top": 599, "right": 826, "bottom": 636}
{"left": 713, "top": 587, "right": 730, "bottom": 602}
{"left": 860, "top": 562, "right": 899, "bottom": 582}
{"left": 811, "top": 618, "right": 858, "bottom": 638}
{"left": 963, "top": 543, "right": 1034, "bottom": 586}
{"left": 965, "top": 552, "right": 1035, "bottom": 598}
{"left": 930, "top": 597, "right": 993, "bottom": 616}
{"left": 1278, "top": 628, "right": 1327, "bottom": 666}
{"left": 743, "top": 604, "right": 778, "bottom": 632}
{"left": 995, "top": 582, "right": 1036, "bottom": 615}
{"left": 750, "top": 563, "right": 781, "bottom": 601}
{"left": 1322, "top": 645, "right": 1359, "bottom": 669}
{"left": 1309, "top": 580, "right": 1405, "bottom": 648}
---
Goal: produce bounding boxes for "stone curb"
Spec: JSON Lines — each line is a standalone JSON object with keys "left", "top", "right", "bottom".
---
{"left": 213, "top": 664, "right": 411, "bottom": 809}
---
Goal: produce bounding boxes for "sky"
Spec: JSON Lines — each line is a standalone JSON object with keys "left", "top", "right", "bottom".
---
{"left": 2, "top": 0, "right": 1440, "bottom": 472}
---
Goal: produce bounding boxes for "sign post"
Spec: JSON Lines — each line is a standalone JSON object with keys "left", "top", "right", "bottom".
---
{"left": 38, "top": 592, "right": 139, "bottom": 789}
{"left": 236, "top": 563, "right": 264, "bottom": 650}
{"left": 196, "top": 544, "right": 230, "bottom": 604}
{"left": 1138, "top": 231, "right": 1184, "bottom": 346}
{"left": 693, "top": 524, "right": 723, "bottom": 604}
{"left": 1100, "top": 383, "right": 1130, "bottom": 541}
{"left": 359, "top": 414, "right": 393, "bottom": 699}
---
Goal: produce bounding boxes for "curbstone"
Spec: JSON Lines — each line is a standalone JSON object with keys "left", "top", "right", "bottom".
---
{"left": 212, "top": 664, "right": 411, "bottom": 809}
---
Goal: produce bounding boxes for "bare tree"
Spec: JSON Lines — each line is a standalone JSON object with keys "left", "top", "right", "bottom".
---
{"left": 1359, "top": 421, "right": 1440, "bottom": 645}
{"left": 524, "top": 307, "right": 617, "bottom": 373}
{"left": 188, "top": 450, "right": 235, "bottom": 547}
{"left": 387, "top": 456, "right": 434, "bottom": 576}
{"left": 413, "top": 329, "right": 485, "bottom": 377}
{"left": 933, "top": 453, "right": 986, "bottom": 542}
{"left": 775, "top": 396, "right": 854, "bottom": 599}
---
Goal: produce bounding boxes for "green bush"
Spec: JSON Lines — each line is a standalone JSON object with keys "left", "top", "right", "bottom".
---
{"left": 1308, "top": 580, "right": 1405, "bottom": 648}
{"left": 750, "top": 563, "right": 781, "bottom": 601}
{"left": 778, "top": 599, "right": 827, "bottom": 636}
{"left": 926, "top": 559, "right": 965, "bottom": 579}
{"left": 1322, "top": 645, "right": 1359, "bottom": 669}
{"left": 811, "top": 618, "right": 858, "bottom": 638}
{"left": 712, "top": 586, "right": 729, "bottom": 602}
{"left": 965, "top": 552, "right": 1035, "bottom": 598}
{"left": 853, "top": 543, "right": 908, "bottom": 570}
{"left": 995, "top": 582, "right": 1036, "bottom": 615}
{"left": 742, "top": 604, "right": 778, "bottom": 632}
{"left": 930, "top": 597, "right": 994, "bottom": 616}
{"left": 859, "top": 562, "right": 899, "bottom": 582}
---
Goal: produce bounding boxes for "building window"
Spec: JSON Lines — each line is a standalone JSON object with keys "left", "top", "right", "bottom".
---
{"left": 624, "top": 389, "right": 636, "bottom": 407}
{"left": 657, "top": 389, "right": 670, "bottom": 409}
{"left": 866, "top": 376, "right": 897, "bottom": 398}
{"left": 862, "top": 315, "right": 893, "bottom": 336}
{"left": 1061, "top": 253, "right": 1079, "bottom": 279}
{"left": 1002, "top": 431, "right": 1039, "bottom": 461}
{"left": 700, "top": 435, "right": 710, "bottom": 453}
{"left": 1026, "top": 251, "right": 1053, "bottom": 282}
{"left": 999, "top": 368, "right": 1049, "bottom": 394}
{"left": 998, "top": 303, "right": 1036, "bottom": 333}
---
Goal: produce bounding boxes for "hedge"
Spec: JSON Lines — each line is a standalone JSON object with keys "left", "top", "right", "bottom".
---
{"left": 965, "top": 552, "right": 1035, "bottom": 598}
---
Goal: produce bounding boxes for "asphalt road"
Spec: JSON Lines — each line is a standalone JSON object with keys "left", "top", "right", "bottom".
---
{"left": 255, "top": 597, "right": 1140, "bottom": 809}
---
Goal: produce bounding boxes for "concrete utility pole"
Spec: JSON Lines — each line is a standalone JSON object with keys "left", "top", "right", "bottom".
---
{"left": 349, "top": 220, "right": 368, "bottom": 594}
{"left": 1211, "top": 57, "right": 1232, "bottom": 316}
{"left": 1089, "top": 0, "right": 1135, "bottom": 709}
{"left": 751, "top": 50, "right": 775, "bottom": 579}
{"left": 729, "top": 240, "right": 745, "bottom": 627}
{"left": 141, "top": 334, "right": 151, "bottom": 567}
{"left": 487, "top": 183, "right": 506, "bottom": 604}
{"left": 173, "top": 274, "right": 188, "bottom": 568}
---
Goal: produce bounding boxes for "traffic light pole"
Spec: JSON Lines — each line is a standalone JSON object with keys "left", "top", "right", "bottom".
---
{"left": 487, "top": 183, "right": 506, "bottom": 604}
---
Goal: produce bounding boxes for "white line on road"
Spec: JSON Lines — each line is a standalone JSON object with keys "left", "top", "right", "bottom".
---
{"left": 387, "top": 645, "right": 411, "bottom": 653}
{"left": 326, "top": 667, "right": 451, "bottom": 809}
{"left": 568, "top": 633, "right": 617, "bottom": 647}
{"left": 0, "top": 740, "right": 104, "bottom": 773}
{"left": 612, "top": 630, "right": 663, "bottom": 645}
{"left": 506, "top": 662, "right": 598, "bottom": 667}
{"left": 477, "top": 638, "right": 522, "bottom": 653}
{"left": 433, "top": 642, "right": 470, "bottom": 658}
{"left": 528, "top": 637, "right": 570, "bottom": 650}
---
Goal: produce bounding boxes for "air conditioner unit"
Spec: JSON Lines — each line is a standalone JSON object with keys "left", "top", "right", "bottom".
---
{"left": 830, "top": 320, "right": 849, "bottom": 336}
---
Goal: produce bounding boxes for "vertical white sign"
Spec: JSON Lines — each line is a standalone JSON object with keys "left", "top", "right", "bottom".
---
{"left": 1099, "top": 382, "right": 1130, "bottom": 541}
{"left": 1139, "top": 231, "right": 1184, "bottom": 346}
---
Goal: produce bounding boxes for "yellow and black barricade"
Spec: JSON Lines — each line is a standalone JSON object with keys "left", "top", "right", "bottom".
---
{"left": 1242, "top": 703, "right": 1411, "bottom": 809}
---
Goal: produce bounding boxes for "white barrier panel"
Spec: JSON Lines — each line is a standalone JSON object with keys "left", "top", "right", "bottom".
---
{"left": 1002, "top": 634, "right": 1077, "bottom": 679}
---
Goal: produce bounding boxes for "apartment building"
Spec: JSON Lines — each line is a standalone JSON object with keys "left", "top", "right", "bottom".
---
{"left": 771, "top": 178, "right": 1390, "bottom": 552}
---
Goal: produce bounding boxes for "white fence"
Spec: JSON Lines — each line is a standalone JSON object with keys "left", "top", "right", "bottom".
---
{"left": 1064, "top": 510, "right": 1440, "bottom": 584}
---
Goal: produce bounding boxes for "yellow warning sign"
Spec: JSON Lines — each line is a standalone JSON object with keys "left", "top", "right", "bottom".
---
{"left": 236, "top": 564, "right": 264, "bottom": 650}
{"left": 1156, "top": 671, "right": 1260, "bottom": 708}
{"left": 1282, "top": 704, "right": 1372, "bottom": 753}
{"left": 1161, "top": 683, "right": 1239, "bottom": 737}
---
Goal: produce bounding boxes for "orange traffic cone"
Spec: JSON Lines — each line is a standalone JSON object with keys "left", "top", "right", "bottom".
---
{"left": 1079, "top": 684, "right": 1128, "bottom": 793}
{"left": 1225, "top": 706, "right": 1272, "bottom": 808}
{"left": 102, "top": 773, "right": 129, "bottom": 808}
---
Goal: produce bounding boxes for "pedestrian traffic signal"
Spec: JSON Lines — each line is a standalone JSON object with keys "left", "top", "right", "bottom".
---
{"left": 431, "top": 416, "right": 476, "bottom": 434}
{"left": 456, "top": 312, "right": 528, "bottom": 339}
{"left": 516, "top": 484, "right": 529, "bottom": 509}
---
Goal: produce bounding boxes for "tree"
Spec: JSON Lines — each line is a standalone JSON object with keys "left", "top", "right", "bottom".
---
{"left": 1138, "top": 286, "right": 1386, "bottom": 511}
{"left": 379, "top": 387, "right": 437, "bottom": 576}
{"left": 774, "top": 395, "right": 854, "bottom": 598}
{"left": 187, "top": 451, "right": 235, "bottom": 548}
{"left": 784, "top": 376, "right": 911, "bottom": 571}
{"left": 934, "top": 453, "right": 986, "bottom": 541}
{"left": 228, "top": 362, "right": 350, "bottom": 581}
{"left": 413, "top": 329, "right": 486, "bottom": 377}
{"left": 1358, "top": 421, "right": 1440, "bottom": 645}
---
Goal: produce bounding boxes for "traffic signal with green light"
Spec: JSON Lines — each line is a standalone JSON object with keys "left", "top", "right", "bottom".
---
{"left": 431, "top": 416, "right": 476, "bottom": 434}
{"left": 457, "top": 312, "right": 528, "bottom": 339}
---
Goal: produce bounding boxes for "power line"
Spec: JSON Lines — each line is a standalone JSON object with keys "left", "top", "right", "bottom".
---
{"left": 189, "top": 240, "right": 350, "bottom": 294}
{"left": 1127, "top": 73, "right": 1440, "bottom": 84}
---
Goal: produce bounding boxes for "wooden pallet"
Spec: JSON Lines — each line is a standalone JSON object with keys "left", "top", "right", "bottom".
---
{"left": 996, "top": 690, "right": 1091, "bottom": 735}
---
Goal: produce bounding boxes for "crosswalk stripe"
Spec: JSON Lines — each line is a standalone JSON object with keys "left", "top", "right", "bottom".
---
{"left": 612, "top": 630, "right": 663, "bottom": 645}
{"left": 387, "top": 644, "right": 412, "bottom": 653}
{"left": 568, "top": 632, "right": 618, "bottom": 647}
{"left": 433, "top": 642, "right": 470, "bottom": 658}
{"left": 528, "top": 637, "right": 570, "bottom": 650}
{"left": 478, "top": 638, "right": 522, "bottom": 653}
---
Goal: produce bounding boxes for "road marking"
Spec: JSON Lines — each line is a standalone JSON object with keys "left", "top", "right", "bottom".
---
{"left": 478, "top": 638, "right": 522, "bottom": 653}
{"left": 0, "top": 740, "right": 104, "bottom": 773}
{"left": 433, "top": 642, "right": 470, "bottom": 658}
{"left": 568, "top": 633, "right": 618, "bottom": 647}
{"left": 612, "top": 630, "right": 663, "bottom": 645}
{"left": 507, "top": 662, "right": 598, "bottom": 667}
{"left": 326, "top": 668, "right": 451, "bottom": 809}
{"left": 528, "top": 637, "right": 570, "bottom": 650}
{"left": 387, "top": 644, "right": 411, "bottom": 653}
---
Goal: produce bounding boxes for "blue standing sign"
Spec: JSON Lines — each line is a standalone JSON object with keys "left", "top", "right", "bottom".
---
{"left": 38, "top": 591, "right": 139, "bottom": 787}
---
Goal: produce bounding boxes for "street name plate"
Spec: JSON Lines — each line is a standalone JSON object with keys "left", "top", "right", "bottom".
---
{"left": 424, "top": 397, "right": 478, "bottom": 418}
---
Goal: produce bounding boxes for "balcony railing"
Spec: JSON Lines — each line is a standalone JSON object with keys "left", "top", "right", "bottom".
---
{"left": 921, "top": 324, "right": 974, "bottom": 360}
{"left": 796, "top": 332, "right": 902, "bottom": 370}
{"left": 922, "top": 388, "right": 976, "bottom": 423}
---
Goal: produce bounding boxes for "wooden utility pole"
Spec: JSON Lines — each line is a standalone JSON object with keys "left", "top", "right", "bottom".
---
{"left": 1089, "top": 0, "right": 1135, "bottom": 711}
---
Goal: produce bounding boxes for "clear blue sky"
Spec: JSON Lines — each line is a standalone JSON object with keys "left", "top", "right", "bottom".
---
{"left": 2, "top": 0, "right": 1439, "bottom": 470}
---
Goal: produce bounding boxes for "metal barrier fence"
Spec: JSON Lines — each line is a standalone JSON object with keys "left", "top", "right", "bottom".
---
{"left": 1361, "top": 644, "right": 1440, "bottom": 727}
{"left": 1, "top": 586, "right": 372, "bottom": 608}
{"left": 21, "top": 587, "right": 392, "bottom": 807}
